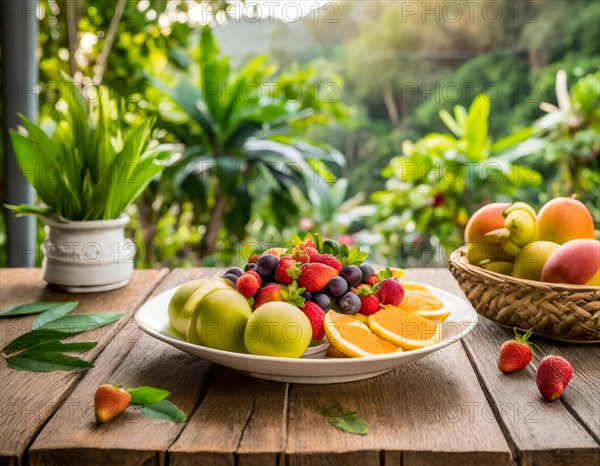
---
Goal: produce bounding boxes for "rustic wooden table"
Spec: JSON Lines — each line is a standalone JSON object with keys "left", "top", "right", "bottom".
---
{"left": 1, "top": 268, "right": 598, "bottom": 466}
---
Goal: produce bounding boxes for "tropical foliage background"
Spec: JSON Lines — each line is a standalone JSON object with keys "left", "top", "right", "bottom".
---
{"left": 0, "top": 0, "right": 598, "bottom": 267}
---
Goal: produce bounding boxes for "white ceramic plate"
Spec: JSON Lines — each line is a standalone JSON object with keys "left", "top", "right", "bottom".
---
{"left": 134, "top": 284, "right": 477, "bottom": 384}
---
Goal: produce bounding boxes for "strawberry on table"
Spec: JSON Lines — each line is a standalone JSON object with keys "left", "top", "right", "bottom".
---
{"left": 497, "top": 328, "right": 533, "bottom": 373}
{"left": 298, "top": 263, "right": 339, "bottom": 293}
{"left": 94, "top": 384, "right": 131, "bottom": 423}
{"left": 536, "top": 355, "right": 573, "bottom": 401}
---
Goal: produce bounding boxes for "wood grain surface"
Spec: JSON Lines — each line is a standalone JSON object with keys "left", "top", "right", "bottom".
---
{"left": 1, "top": 267, "right": 599, "bottom": 466}
{"left": 429, "top": 269, "right": 600, "bottom": 466}
{"left": 0, "top": 269, "right": 166, "bottom": 466}
{"left": 28, "top": 269, "right": 220, "bottom": 466}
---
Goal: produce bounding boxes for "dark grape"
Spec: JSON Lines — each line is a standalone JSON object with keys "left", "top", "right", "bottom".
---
{"left": 338, "top": 292, "right": 361, "bottom": 314}
{"left": 222, "top": 273, "right": 239, "bottom": 284}
{"left": 301, "top": 291, "right": 312, "bottom": 301}
{"left": 339, "top": 265, "right": 362, "bottom": 287}
{"left": 312, "top": 293, "right": 331, "bottom": 311}
{"left": 224, "top": 267, "right": 243, "bottom": 278}
{"left": 326, "top": 276, "right": 348, "bottom": 298}
{"left": 256, "top": 254, "right": 279, "bottom": 276}
{"left": 359, "top": 263, "right": 375, "bottom": 283}
{"left": 323, "top": 239, "right": 340, "bottom": 255}
{"left": 244, "top": 263, "right": 257, "bottom": 272}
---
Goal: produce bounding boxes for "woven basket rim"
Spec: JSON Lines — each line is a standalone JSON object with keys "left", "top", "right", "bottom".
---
{"left": 449, "top": 246, "right": 600, "bottom": 292}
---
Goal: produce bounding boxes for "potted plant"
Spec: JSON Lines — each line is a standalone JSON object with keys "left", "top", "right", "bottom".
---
{"left": 7, "top": 79, "right": 167, "bottom": 292}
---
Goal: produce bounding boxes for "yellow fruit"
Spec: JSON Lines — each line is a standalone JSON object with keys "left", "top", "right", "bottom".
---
{"left": 326, "top": 345, "right": 350, "bottom": 358}
{"left": 513, "top": 241, "right": 560, "bottom": 281}
{"left": 503, "top": 202, "right": 537, "bottom": 221}
{"left": 478, "top": 260, "right": 514, "bottom": 275}
{"left": 504, "top": 210, "right": 536, "bottom": 247}
{"left": 168, "top": 279, "right": 207, "bottom": 336}
{"left": 394, "top": 287, "right": 444, "bottom": 313}
{"left": 324, "top": 311, "right": 400, "bottom": 358}
{"left": 501, "top": 237, "right": 520, "bottom": 257}
{"left": 465, "top": 203, "right": 513, "bottom": 263}
{"left": 483, "top": 228, "right": 510, "bottom": 244}
{"left": 535, "top": 197, "right": 594, "bottom": 244}
{"left": 389, "top": 267, "right": 405, "bottom": 279}
{"left": 368, "top": 308, "right": 443, "bottom": 350}
{"left": 181, "top": 277, "right": 231, "bottom": 318}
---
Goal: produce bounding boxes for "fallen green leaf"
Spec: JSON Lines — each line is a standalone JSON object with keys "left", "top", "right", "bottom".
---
{"left": 141, "top": 399, "right": 186, "bottom": 423}
{"left": 26, "top": 341, "right": 98, "bottom": 353}
{"left": 1, "top": 302, "right": 71, "bottom": 317}
{"left": 40, "top": 313, "right": 124, "bottom": 333}
{"left": 128, "top": 386, "right": 170, "bottom": 406}
{"left": 321, "top": 403, "right": 369, "bottom": 435}
{"left": 5, "top": 351, "right": 94, "bottom": 372}
{"left": 34, "top": 302, "right": 79, "bottom": 327}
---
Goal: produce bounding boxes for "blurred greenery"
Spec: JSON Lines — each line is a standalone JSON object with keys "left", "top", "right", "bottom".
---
{"left": 1, "top": 0, "right": 598, "bottom": 268}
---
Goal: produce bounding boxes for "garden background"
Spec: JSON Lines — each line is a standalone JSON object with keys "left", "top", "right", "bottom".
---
{"left": 1, "top": 0, "right": 598, "bottom": 268}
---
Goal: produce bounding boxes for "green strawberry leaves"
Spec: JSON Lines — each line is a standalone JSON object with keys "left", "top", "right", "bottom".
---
{"left": 1, "top": 301, "right": 124, "bottom": 372}
{"left": 377, "top": 267, "right": 393, "bottom": 281}
{"left": 128, "top": 386, "right": 170, "bottom": 405}
{"left": 321, "top": 403, "right": 369, "bottom": 435}
{"left": 281, "top": 281, "right": 306, "bottom": 308}
{"left": 337, "top": 245, "right": 369, "bottom": 267}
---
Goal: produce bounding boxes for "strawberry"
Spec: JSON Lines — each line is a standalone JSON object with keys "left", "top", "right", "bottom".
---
{"left": 536, "top": 355, "right": 573, "bottom": 401}
{"left": 290, "top": 245, "right": 310, "bottom": 263}
{"left": 366, "top": 274, "right": 380, "bottom": 286}
{"left": 497, "top": 329, "right": 533, "bottom": 373}
{"left": 94, "top": 384, "right": 131, "bottom": 423}
{"left": 303, "top": 236, "right": 317, "bottom": 249}
{"left": 274, "top": 257, "right": 300, "bottom": 285}
{"left": 353, "top": 284, "right": 381, "bottom": 316}
{"left": 301, "top": 301, "right": 325, "bottom": 340}
{"left": 298, "top": 263, "right": 338, "bottom": 293}
{"left": 375, "top": 278, "right": 404, "bottom": 305}
{"left": 317, "top": 253, "right": 342, "bottom": 271}
{"left": 255, "top": 284, "right": 285, "bottom": 308}
{"left": 236, "top": 270, "right": 262, "bottom": 298}
{"left": 305, "top": 247, "right": 321, "bottom": 262}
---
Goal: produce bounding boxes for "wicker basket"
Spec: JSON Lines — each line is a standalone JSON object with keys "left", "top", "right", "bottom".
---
{"left": 448, "top": 247, "right": 600, "bottom": 343}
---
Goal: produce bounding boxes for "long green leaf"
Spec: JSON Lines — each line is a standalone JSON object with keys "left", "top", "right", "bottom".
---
{"left": 6, "top": 351, "right": 93, "bottom": 372}
{"left": 40, "top": 313, "right": 124, "bottom": 332}
{"left": 1, "top": 302, "right": 71, "bottom": 317}
{"left": 26, "top": 341, "right": 98, "bottom": 353}
{"left": 34, "top": 302, "right": 79, "bottom": 327}
{"left": 141, "top": 399, "right": 186, "bottom": 423}
{"left": 128, "top": 387, "right": 170, "bottom": 406}
{"left": 2, "top": 329, "right": 73, "bottom": 352}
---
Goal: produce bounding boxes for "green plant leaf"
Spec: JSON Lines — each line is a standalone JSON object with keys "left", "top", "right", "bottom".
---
{"left": 39, "top": 313, "right": 124, "bottom": 332}
{"left": 321, "top": 403, "right": 368, "bottom": 435}
{"left": 1, "top": 329, "right": 72, "bottom": 353}
{"left": 26, "top": 341, "right": 98, "bottom": 353}
{"left": 5, "top": 351, "right": 94, "bottom": 372}
{"left": 2, "top": 313, "right": 124, "bottom": 352}
{"left": 127, "top": 386, "right": 171, "bottom": 406}
{"left": 34, "top": 302, "right": 79, "bottom": 327}
{"left": 141, "top": 399, "right": 186, "bottom": 423}
{"left": 1, "top": 302, "right": 69, "bottom": 317}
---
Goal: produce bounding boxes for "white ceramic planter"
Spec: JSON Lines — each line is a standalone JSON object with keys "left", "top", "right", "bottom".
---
{"left": 41, "top": 214, "right": 135, "bottom": 293}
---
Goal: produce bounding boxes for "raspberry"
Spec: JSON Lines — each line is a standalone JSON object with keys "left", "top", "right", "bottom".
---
{"left": 236, "top": 271, "right": 262, "bottom": 298}
{"left": 301, "top": 301, "right": 325, "bottom": 340}
{"left": 376, "top": 278, "right": 404, "bottom": 305}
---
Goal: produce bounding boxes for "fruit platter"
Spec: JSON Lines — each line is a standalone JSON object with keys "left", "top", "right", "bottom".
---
{"left": 136, "top": 233, "right": 477, "bottom": 383}
{"left": 449, "top": 197, "right": 600, "bottom": 343}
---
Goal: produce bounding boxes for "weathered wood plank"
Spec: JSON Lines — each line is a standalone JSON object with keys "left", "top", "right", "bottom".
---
{"left": 168, "top": 369, "right": 287, "bottom": 466}
{"left": 435, "top": 268, "right": 600, "bottom": 466}
{"left": 283, "top": 269, "right": 512, "bottom": 466}
{"left": 28, "top": 268, "right": 222, "bottom": 466}
{"left": 0, "top": 268, "right": 167, "bottom": 466}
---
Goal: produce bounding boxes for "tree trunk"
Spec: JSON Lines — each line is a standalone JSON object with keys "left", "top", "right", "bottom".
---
{"left": 198, "top": 189, "right": 227, "bottom": 261}
{"left": 383, "top": 84, "right": 400, "bottom": 126}
{"left": 65, "top": 0, "right": 84, "bottom": 76}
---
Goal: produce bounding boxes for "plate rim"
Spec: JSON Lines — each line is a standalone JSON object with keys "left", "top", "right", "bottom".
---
{"left": 134, "top": 283, "right": 478, "bottom": 364}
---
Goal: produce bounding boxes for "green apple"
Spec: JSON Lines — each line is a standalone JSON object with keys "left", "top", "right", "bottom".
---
{"left": 168, "top": 279, "right": 207, "bottom": 336}
{"left": 244, "top": 302, "right": 312, "bottom": 358}
{"left": 193, "top": 289, "right": 252, "bottom": 353}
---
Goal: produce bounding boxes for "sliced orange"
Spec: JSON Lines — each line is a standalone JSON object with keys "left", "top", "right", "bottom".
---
{"left": 324, "top": 311, "right": 400, "bottom": 358}
{"left": 390, "top": 267, "right": 405, "bottom": 279}
{"left": 326, "top": 345, "right": 350, "bottom": 358}
{"left": 396, "top": 282, "right": 444, "bottom": 313}
{"left": 368, "top": 308, "right": 443, "bottom": 350}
